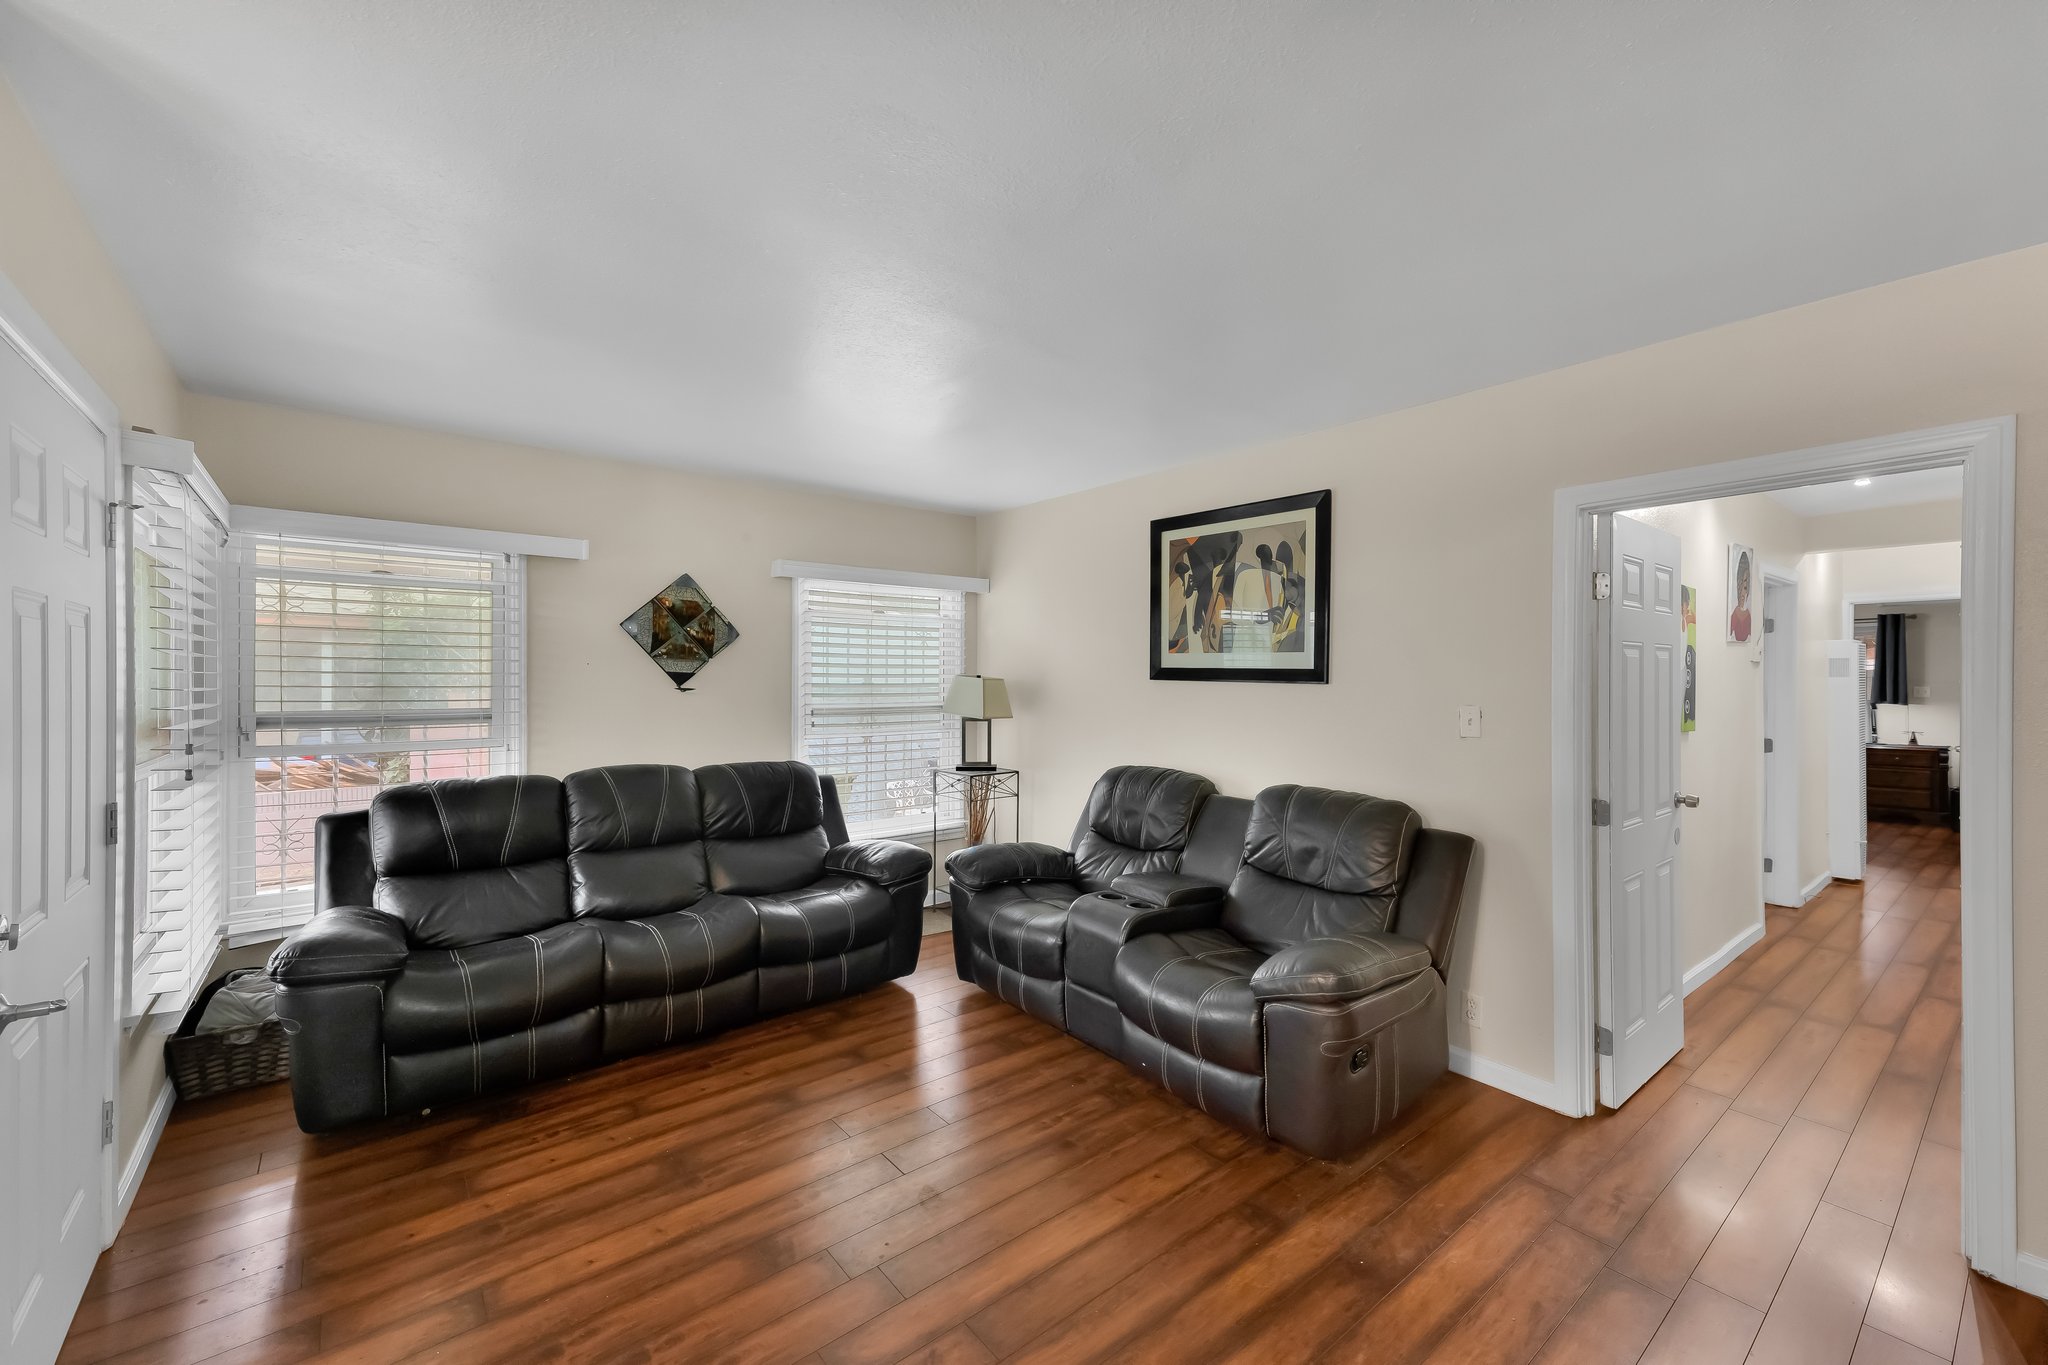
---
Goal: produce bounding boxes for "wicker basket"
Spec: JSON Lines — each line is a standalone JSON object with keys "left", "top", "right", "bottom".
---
{"left": 163, "top": 968, "right": 291, "bottom": 1101}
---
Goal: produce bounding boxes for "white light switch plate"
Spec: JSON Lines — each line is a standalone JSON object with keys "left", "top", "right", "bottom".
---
{"left": 1458, "top": 705, "right": 1483, "bottom": 738}
{"left": 1912, "top": 685, "right": 1932, "bottom": 700}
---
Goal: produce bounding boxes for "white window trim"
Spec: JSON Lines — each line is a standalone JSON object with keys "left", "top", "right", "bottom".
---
{"left": 772, "top": 559, "right": 988, "bottom": 595}
{"left": 232, "top": 505, "right": 587, "bottom": 561}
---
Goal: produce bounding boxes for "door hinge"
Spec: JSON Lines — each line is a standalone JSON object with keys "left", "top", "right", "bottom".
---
{"left": 1592, "top": 571, "right": 1612, "bottom": 601}
{"left": 101, "top": 1100, "right": 114, "bottom": 1147}
{"left": 1763, "top": 737, "right": 1775, "bottom": 753}
{"left": 1764, "top": 857, "right": 1775, "bottom": 874}
{"left": 1591, "top": 798, "right": 1610, "bottom": 827}
{"left": 104, "top": 801, "right": 120, "bottom": 846}
{"left": 1595, "top": 1026, "right": 1614, "bottom": 1057}
{"left": 103, "top": 499, "right": 138, "bottom": 549}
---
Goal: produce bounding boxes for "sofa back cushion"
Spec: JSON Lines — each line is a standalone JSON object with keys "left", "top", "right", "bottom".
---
{"left": 1221, "top": 785, "right": 1420, "bottom": 954}
{"left": 371, "top": 775, "right": 571, "bottom": 948}
{"left": 564, "top": 765, "right": 709, "bottom": 919}
{"left": 1068, "top": 766, "right": 1216, "bottom": 889}
{"left": 700, "top": 761, "right": 830, "bottom": 895}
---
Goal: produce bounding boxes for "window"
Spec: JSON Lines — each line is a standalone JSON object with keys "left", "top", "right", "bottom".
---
{"left": 226, "top": 523, "right": 525, "bottom": 941}
{"left": 793, "top": 577, "right": 966, "bottom": 838}
{"left": 127, "top": 460, "right": 230, "bottom": 1017}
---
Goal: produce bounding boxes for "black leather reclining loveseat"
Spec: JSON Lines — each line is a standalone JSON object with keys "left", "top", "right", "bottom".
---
{"left": 266, "top": 761, "right": 929, "bottom": 1132}
{"left": 946, "top": 766, "right": 1475, "bottom": 1160}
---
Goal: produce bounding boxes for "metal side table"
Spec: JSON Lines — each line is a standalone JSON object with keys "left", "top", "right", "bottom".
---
{"left": 930, "top": 767, "right": 1020, "bottom": 909}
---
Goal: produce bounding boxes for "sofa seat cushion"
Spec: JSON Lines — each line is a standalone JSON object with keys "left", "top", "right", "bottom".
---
{"left": 384, "top": 923, "right": 602, "bottom": 1053}
{"left": 740, "top": 876, "right": 896, "bottom": 967}
{"left": 590, "top": 897, "right": 760, "bottom": 1001}
{"left": 1113, "top": 927, "right": 1269, "bottom": 1077}
{"left": 965, "top": 881, "right": 1085, "bottom": 982}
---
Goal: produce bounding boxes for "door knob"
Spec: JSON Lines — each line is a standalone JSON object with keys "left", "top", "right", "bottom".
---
{"left": 0, "top": 993, "right": 67, "bottom": 1036}
{"left": 1675, "top": 793, "right": 1702, "bottom": 808}
{"left": 0, "top": 914, "right": 17, "bottom": 951}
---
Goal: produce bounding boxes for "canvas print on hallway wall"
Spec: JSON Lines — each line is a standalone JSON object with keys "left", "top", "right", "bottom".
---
{"left": 1726, "top": 542, "right": 1756, "bottom": 644}
{"left": 1149, "top": 489, "right": 1331, "bottom": 683}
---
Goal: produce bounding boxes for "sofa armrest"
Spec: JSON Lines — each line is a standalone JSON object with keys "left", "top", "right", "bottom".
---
{"left": 826, "top": 839, "right": 932, "bottom": 886}
{"left": 1065, "top": 889, "right": 1227, "bottom": 997}
{"left": 1109, "top": 870, "right": 1226, "bottom": 908}
{"left": 945, "top": 841, "right": 1075, "bottom": 891}
{"left": 267, "top": 907, "right": 410, "bottom": 985}
{"left": 1250, "top": 933, "right": 1433, "bottom": 1005}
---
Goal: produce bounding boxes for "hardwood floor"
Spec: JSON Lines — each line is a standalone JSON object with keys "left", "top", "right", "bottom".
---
{"left": 67, "top": 821, "right": 2035, "bottom": 1363}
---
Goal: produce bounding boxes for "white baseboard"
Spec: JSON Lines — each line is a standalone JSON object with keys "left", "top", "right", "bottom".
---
{"left": 114, "top": 1078, "right": 176, "bottom": 1230}
{"left": 1449, "top": 1046, "right": 1565, "bottom": 1114}
{"left": 1684, "top": 921, "right": 1766, "bottom": 998}
{"left": 2011, "top": 1250, "right": 2048, "bottom": 1298}
{"left": 1800, "top": 871, "right": 1832, "bottom": 904}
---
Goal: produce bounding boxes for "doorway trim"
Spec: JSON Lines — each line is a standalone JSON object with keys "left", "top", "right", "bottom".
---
{"left": 1549, "top": 417, "right": 2017, "bottom": 1283}
{"left": 0, "top": 267, "right": 128, "bottom": 1250}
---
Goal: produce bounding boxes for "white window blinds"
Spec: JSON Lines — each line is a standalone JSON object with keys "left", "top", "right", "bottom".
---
{"left": 226, "top": 526, "right": 525, "bottom": 941}
{"left": 794, "top": 578, "right": 965, "bottom": 838}
{"left": 127, "top": 462, "right": 230, "bottom": 1016}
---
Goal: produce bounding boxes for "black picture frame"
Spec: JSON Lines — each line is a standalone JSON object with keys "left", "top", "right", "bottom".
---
{"left": 1149, "top": 489, "right": 1331, "bottom": 683}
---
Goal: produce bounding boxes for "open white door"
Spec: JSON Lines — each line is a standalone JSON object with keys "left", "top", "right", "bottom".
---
{"left": 1826, "top": 639, "right": 1866, "bottom": 880}
{"left": 1595, "top": 513, "right": 1686, "bottom": 1107}
{"left": 1, "top": 332, "right": 112, "bottom": 1364}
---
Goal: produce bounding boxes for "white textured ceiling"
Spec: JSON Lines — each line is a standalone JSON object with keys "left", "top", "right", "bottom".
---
{"left": 1765, "top": 467, "right": 1966, "bottom": 518}
{"left": 4, "top": 3, "right": 2047, "bottom": 512}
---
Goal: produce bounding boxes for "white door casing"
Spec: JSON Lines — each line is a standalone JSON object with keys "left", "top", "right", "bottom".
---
{"left": 1, "top": 332, "right": 111, "bottom": 1364}
{"left": 1595, "top": 513, "right": 1686, "bottom": 1107}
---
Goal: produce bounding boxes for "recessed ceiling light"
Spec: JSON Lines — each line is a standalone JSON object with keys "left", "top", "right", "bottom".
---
{"left": 1854, "top": 478, "right": 1873, "bottom": 487}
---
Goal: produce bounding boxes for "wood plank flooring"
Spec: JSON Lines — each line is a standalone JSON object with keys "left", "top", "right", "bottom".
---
{"left": 67, "top": 821, "right": 2037, "bottom": 1363}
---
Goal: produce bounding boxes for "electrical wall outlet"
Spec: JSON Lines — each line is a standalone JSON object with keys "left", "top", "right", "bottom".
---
{"left": 1458, "top": 705, "right": 1483, "bottom": 738}
{"left": 1912, "top": 685, "right": 1932, "bottom": 700}
{"left": 1462, "top": 992, "right": 1482, "bottom": 1027}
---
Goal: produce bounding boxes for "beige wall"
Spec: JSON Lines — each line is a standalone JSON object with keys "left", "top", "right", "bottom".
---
{"left": 977, "top": 244, "right": 2048, "bottom": 1256}
{"left": 0, "top": 81, "right": 180, "bottom": 438}
{"left": 1803, "top": 499, "right": 1962, "bottom": 553}
{"left": 1626, "top": 495, "right": 1803, "bottom": 975}
{"left": 184, "top": 394, "right": 978, "bottom": 779}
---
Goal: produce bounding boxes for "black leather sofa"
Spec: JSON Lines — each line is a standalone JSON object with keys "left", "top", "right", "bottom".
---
{"left": 947, "top": 767, "right": 1475, "bottom": 1160}
{"left": 267, "top": 761, "right": 929, "bottom": 1132}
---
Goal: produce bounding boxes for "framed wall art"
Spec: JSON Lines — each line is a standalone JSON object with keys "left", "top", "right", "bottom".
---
{"left": 1149, "top": 489, "right": 1330, "bottom": 683}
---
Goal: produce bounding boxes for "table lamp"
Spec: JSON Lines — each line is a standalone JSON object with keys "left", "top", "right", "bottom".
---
{"left": 944, "top": 675, "right": 1011, "bottom": 772}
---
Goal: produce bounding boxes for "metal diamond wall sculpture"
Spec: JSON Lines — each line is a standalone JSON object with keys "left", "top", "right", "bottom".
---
{"left": 620, "top": 573, "right": 739, "bottom": 691}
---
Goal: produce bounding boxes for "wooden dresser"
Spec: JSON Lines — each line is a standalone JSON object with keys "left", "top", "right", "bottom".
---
{"left": 1867, "top": 744, "right": 1951, "bottom": 825}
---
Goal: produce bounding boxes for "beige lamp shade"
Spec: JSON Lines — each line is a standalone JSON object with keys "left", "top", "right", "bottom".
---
{"left": 943, "top": 675, "right": 1012, "bottom": 720}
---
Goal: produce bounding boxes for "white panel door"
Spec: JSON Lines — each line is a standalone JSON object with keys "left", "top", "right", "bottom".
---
{"left": 1, "top": 335, "right": 110, "bottom": 1365}
{"left": 1596, "top": 514, "right": 1686, "bottom": 1107}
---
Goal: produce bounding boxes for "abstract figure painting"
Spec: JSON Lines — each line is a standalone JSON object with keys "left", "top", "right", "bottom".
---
{"left": 621, "top": 572, "right": 739, "bottom": 691}
{"left": 1150, "top": 489, "right": 1331, "bottom": 682}
{"left": 1726, "top": 542, "right": 1756, "bottom": 644}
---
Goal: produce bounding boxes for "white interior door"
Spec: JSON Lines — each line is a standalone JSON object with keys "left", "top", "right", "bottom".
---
{"left": 1826, "top": 639, "right": 1866, "bottom": 880}
{"left": 1, "top": 334, "right": 111, "bottom": 1365}
{"left": 1596, "top": 513, "right": 1686, "bottom": 1107}
{"left": 1762, "top": 580, "right": 1798, "bottom": 906}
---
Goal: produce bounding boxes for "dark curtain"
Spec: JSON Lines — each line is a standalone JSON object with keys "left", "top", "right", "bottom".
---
{"left": 1873, "top": 613, "right": 1910, "bottom": 706}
